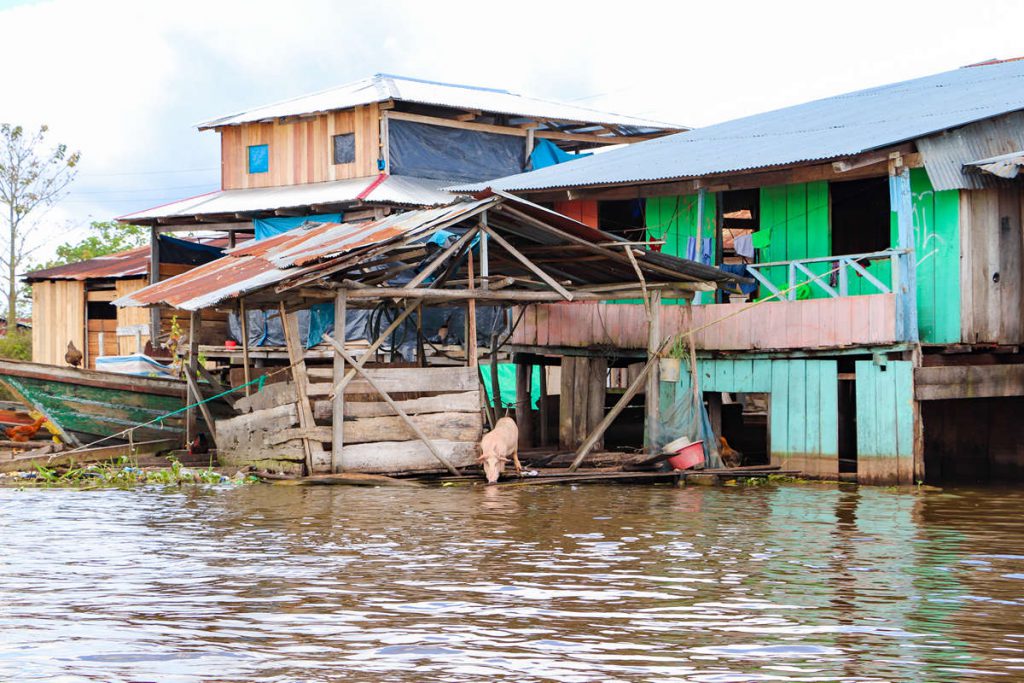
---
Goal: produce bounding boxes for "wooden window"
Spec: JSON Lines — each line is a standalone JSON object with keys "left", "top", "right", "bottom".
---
{"left": 248, "top": 144, "right": 269, "bottom": 174}
{"left": 332, "top": 134, "right": 355, "bottom": 165}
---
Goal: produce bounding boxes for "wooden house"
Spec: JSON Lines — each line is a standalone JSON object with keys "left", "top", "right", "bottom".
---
{"left": 115, "top": 74, "right": 683, "bottom": 355}
{"left": 455, "top": 59, "right": 1024, "bottom": 485}
{"left": 25, "top": 236, "right": 230, "bottom": 369}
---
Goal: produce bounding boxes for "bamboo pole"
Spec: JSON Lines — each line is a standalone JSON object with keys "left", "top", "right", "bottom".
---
{"left": 322, "top": 334, "right": 461, "bottom": 476}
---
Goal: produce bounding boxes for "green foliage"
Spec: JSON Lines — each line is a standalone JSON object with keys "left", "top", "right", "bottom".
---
{"left": 20, "top": 454, "right": 256, "bottom": 489}
{"left": 0, "top": 329, "right": 31, "bottom": 360}
{"left": 39, "top": 221, "right": 148, "bottom": 270}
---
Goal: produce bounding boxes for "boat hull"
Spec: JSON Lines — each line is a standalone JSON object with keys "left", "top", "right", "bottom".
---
{"left": 0, "top": 360, "right": 191, "bottom": 446}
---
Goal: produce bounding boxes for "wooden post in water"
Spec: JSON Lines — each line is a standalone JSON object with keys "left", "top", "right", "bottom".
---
{"left": 538, "top": 363, "right": 550, "bottom": 446}
{"left": 239, "top": 299, "right": 252, "bottom": 396}
{"left": 332, "top": 289, "right": 347, "bottom": 473}
{"left": 516, "top": 359, "right": 533, "bottom": 448}
{"left": 185, "top": 309, "right": 201, "bottom": 445}
{"left": 645, "top": 290, "right": 663, "bottom": 454}
{"left": 467, "top": 249, "right": 477, "bottom": 368}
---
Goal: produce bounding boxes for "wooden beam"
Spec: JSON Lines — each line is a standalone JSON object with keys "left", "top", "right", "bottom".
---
{"left": 280, "top": 302, "right": 329, "bottom": 474}
{"left": 186, "top": 309, "right": 200, "bottom": 444}
{"left": 183, "top": 366, "right": 218, "bottom": 449}
{"left": 327, "top": 299, "right": 420, "bottom": 398}
{"left": 384, "top": 110, "right": 652, "bottom": 145}
{"left": 645, "top": 290, "right": 662, "bottom": 454}
{"left": 332, "top": 290, "right": 346, "bottom": 473}
{"left": 914, "top": 364, "right": 1024, "bottom": 400}
{"left": 479, "top": 225, "right": 574, "bottom": 300}
{"left": 322, "top": 335, "right": 461, "bottom": 476}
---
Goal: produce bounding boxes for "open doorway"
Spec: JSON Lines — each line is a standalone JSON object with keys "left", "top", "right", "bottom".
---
{"left": 830, "top": 176, "right": 890, "bottom": 256}
{"left": 598, "top": 199, "right": 647, "bottom": 242}
{"left": 718, "top": 189, "right": 760, "bottom": 303}
{"left": 707, "top": 391, "right": 769, "bottom": 466}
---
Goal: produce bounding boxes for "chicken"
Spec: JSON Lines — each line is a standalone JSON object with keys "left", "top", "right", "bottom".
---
{"left": 5, "top": 416, "right": 49, "bottom": 443}
{"left": 188, "top": 432, "right": 209, "bottom": 455}
{"left": 65, "top": 340, "right": 83, "bottom": 368}
{"left": 719, "top": 436, "right": 743, "bottom": 468}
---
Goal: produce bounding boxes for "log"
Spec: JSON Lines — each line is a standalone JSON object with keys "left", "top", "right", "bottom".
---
{"left": 234, "top": 381, "right": 298, "bottom": 413}
{"left": 216, "top": 403, "right": 304, "bottom": 466}
{"left": 314, "top": 390, "right": 480, "bottom": 420}
{"left": 339, "top": 439, "right": 478, "bottom": 474}
{"left": 268, "top": 472, "right": 423, "bottom": 487}
{"left": 343, "top": 411, "right": 483, "bottom": 444}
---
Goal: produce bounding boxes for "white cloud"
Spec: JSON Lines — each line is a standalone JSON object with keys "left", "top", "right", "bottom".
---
{"left": 1, "top": 0, "right": 1023, "bottom": 266}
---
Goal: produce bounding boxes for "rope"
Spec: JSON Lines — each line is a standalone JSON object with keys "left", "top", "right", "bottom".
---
{"left": 50, "top": 363, "right": 300, "bottom": 459}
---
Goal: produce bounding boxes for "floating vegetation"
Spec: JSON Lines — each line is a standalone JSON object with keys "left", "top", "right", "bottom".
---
{"left": 4, "top": 455, "right": 258, "bottom": 489}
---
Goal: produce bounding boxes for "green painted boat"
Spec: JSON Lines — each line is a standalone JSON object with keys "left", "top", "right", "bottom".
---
{"left": 0, "top": 359, "right": 211, "bottom": 447}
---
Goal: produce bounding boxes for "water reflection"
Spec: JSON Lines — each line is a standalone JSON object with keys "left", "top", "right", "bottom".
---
{"left": 2, "top": 483, "right": 1023, "bottom": 681}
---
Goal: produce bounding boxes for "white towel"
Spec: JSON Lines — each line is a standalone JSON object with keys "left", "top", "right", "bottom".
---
{"left": 734, "top": 233, "right": 755, "bottom": 258}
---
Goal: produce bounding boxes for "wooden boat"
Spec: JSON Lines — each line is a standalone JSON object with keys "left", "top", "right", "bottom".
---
{"left": 0, "top": 359, "right": 218, "bottom": 447}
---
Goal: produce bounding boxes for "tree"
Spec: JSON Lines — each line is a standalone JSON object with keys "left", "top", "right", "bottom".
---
{"left": 40, "top": 220, "right": 148, "bottom": 269}
{"left": 0, "top": 124, "right": 80, "bottom": 327}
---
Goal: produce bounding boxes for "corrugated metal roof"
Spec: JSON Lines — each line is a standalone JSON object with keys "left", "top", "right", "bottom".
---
{"left": 24, "top": 237, "right": 232, "bottom": 282}
{"left": 451, "top": 60, "right": 1024, "bottom": 193}
{"left": 915, "top": 110, "right": 1024, "bottom": 189}
{"left": 119, "top": 174, "right": 454, "bottom": 223}
{"left": 115, "top": 199, "right": 498, "bottom": 310}
{"left": 115, "top": 194, "right": 734, "bottom": 312}
{"left": 964, "top": 148, "right": 1024, "bottom": 179}
{"left": 197, "top": 73, "right": 682, "bottom": 132}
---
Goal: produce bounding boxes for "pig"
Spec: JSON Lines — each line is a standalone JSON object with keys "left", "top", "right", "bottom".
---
{"left": 477, "top": 417, "right": 521, "bottom": 483}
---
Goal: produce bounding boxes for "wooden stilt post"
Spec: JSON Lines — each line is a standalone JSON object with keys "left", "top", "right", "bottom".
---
{"left": 239, "top": 299, "right": 252, "bottom": 396}
{"left": 186, "top": 309, "right": 200, "bottom": 445}
{"left": 568, "top": 341, "right": 668, "bottom": 472}
{"left": 538, "top": 363, "right": 550, "bottom": 446}
{"left": 490, "top": 332, "right": 502, "bottom": 416}
{"left": 332, "top": 290, "right": 347, "bottom": 473}
{"left": 323, "top": 335, "right": 461, "bottom": 476}
{"left": 516, "top": 359, "right": 533, "bottom": 449}
{"left": 183, "top": 365, "right": 218, "bottom": 449}
{"left": 646, "top": 290, "right": 663, "bottom": 454}
{"left": 149, "top": 227, "right": 161, "bottom": 351}
{"left": 280, "top": 302, "right": 328, "bottom": 475}
{"left": 467, "top": 249, "right": 477, "bottom": 367}
{"left": 559, "top": 356, "right": 574, "bottom": 450}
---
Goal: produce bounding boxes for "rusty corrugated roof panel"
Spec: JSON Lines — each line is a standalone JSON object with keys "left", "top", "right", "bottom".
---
{"left": 24, "top": 237, "right": 233, "bottom": 283}
{"left": 115, "top": 199, "right": 497, "bottom": 311}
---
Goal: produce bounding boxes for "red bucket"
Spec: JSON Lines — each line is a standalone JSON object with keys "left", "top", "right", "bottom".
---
{"left": 663, "top": 437, "right": 704, "bottom": 471}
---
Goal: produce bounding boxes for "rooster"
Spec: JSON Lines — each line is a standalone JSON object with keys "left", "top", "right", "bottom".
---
{"left": 719, "top": 436, "right": 744, "bottom": 468}
{"left": 188, "top": 432, "right": 209, "bottom": 455}
{"left": 65, "top": 340, "right": 83, "bottom": 368}
{"left": 5, "top": 416, "right": 49, "bottom": 443}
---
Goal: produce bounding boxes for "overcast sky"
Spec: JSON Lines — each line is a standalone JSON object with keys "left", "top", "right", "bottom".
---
{"left": 3, "top": 0, "right": 1024, "bottom": 264}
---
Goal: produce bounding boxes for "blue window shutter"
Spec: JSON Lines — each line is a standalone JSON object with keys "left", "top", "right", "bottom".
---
{"left": 248, "top": 144, "right": 269, "bottom": 174}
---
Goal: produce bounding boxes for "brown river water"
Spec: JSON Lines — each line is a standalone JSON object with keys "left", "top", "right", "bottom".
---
{"left": 2, "top": 482, "right": 1024, "bottom": 682}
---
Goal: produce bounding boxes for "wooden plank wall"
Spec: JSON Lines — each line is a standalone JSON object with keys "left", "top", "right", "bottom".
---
{"left": 115, "top": 278, "right": 152, "bottom": 355}
{"left": 909, "top": 168, "right": 961, "bottom": 344}
{"left": 646, "top": 194, "right": 718, "bottom": 304}
{"left": 960, "top": 184, "right": 1024, "bottom": 345}
{"left": 759, "top": 181, "right": 830, "bottom": 297}
{"left": 553, "top": 200, "right": 599, "bottom": 228}
{"left": 512, "top": 296, "right": 899, "bottom": 352}
{"left": 855, "top": 360, "right": 914, "bottom": 485}
{"left": 686, "top": 358, "right": 838, "bottom": 478}
{"left": 31, "top": 280, "right": 85, "bottom": 367}
{"left": 86, "top": 319, "right": 118, "bottom": 369}
{"left": 219, "top": 104, "right": 380, "bottom": 190}
{"left": 923, "top": 397, "right": 1024, "bottom": 483}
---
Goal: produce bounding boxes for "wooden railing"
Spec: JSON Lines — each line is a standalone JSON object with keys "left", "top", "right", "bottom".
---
{"left": 745, "top": 248, "right": 909, "bottom": 300}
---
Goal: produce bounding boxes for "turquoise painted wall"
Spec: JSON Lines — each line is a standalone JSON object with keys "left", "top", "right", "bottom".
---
{"left": 678, "top": 358, "right": 839, "bottom": 472}
{"left": 855, "top": 360, "right": 914, "bottom": 484}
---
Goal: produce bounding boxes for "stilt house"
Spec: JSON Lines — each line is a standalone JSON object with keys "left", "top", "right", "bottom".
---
{"left": 454, "top": 59, "right": 1024, "bottom": 485}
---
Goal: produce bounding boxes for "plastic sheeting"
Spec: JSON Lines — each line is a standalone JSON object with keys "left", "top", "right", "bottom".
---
{"left": 388, "top": 119, "right": 525, "bottom": 182}
{"left": 529, "top": 138, "right": 591, "bottom": 170}
{"left": 480, "top": 362, "right": 541, "bottom": 409}
{"left": 253, "top": 214, "right": 342, "bottom": 241}
{"left": 657, "top": 363, "right": 724, "bottom": 469}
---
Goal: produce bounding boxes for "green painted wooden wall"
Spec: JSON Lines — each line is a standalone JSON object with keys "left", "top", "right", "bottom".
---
{"left": 755, "top": 172, "right": 959, "bottom": 342}
{"left": 854, "top": 360, "right": 914, "bottom": 484}
{"left": 905, "top": 168, "right": 960, "bottom": 343}
{"left": 646, "top": 193, "right": 717, "bottom": 304}
{"left": 758, "top": 181, "right": 831, "bottom": 298}
{"left": 684, "top": 357, "right": 839, "bottom": 477}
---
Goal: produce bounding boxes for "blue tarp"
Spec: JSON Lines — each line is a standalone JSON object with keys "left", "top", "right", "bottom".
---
{"left": 529, "top": 138, "right": 591, "bottom": 170}
{"left": 253, "top": 213, "right": 342, "bottom": 241}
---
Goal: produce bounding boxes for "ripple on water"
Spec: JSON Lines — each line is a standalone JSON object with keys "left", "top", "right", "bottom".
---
{"left": 2, "top": 484, "right": 1024, "bottom": 682}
